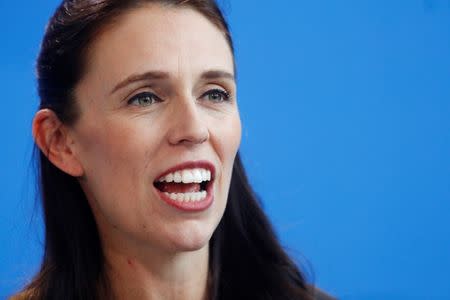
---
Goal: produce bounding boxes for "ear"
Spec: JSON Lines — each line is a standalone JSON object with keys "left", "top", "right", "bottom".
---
{"left": 32, "top": 109, "right": 84, "bottom": 177}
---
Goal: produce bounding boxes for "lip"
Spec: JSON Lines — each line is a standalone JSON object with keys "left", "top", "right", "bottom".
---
{"left": 153, "top": 160, "right": 216, "bottom": 212}
{"left": 154, "top": 160, "right": 216, "bottom": 181}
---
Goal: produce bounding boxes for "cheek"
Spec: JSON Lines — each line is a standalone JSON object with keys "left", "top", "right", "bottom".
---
{"left": 81, "top": 132, "right": 130, "bottom": 184}
{"left": 75, "top": 119, "right": 165, "bottom": 241}
{"left": 76, "top": 117, "right": 151, "bottom": 173}
{"left": 221, "top": 111, "right": 241, "bottom": 159}
{"left": 214, "top": 111, "right": 241, "bottom": 187}
{"left": 74, "top": 118, "right": 158, "bottom": 210}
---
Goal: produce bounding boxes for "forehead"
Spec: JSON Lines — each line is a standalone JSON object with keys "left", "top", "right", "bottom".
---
{"left": 82, "top": 4, "right": 234, "bottom": 82}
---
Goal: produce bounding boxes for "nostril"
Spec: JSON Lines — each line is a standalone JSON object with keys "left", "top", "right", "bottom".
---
{"left": 167, "top": 111, "right": 209, "bottom": 145}
{"left": 172, "top": 134, "right": 209, "bottom": 146}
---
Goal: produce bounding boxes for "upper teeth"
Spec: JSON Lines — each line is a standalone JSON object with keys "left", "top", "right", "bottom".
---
{"left": 157, "top": 168, "right": 211, "bottom": 183}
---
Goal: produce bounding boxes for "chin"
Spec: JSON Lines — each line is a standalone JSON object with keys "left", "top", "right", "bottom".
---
{"left": 167, "top": 222, "right": 215, "bottom": 252}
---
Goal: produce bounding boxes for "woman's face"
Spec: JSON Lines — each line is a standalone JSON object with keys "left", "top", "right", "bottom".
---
{"left": 70, "top": 4, "right": 241, "bottom": 254}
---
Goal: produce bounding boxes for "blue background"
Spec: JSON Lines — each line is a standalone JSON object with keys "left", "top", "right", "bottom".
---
{"left": 1, "top": 0, "right": 449, "bottom": 299}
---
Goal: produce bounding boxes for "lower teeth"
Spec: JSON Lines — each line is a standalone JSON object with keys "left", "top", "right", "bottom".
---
{"left": 164, "top": 191, "right": 207, "bottom": 202}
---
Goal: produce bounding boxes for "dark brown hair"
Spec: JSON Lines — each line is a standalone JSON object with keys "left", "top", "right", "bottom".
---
{"left": 16, "top": 1, "right": 313, "bottom": 299}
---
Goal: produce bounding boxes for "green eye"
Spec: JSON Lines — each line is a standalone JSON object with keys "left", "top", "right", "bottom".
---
{"left": 201, "top": 89, "right": 231, "bottom": 103}
{"left": 128, "top": 92, "right": 160, "bottom": 106}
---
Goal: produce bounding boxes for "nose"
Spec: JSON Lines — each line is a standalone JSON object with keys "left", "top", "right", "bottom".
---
{"left": 167, "top": 96, "right": 209, "bottom": 146}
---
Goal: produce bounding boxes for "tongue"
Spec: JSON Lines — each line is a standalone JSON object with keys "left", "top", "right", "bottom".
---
{"left": 156, "top": 182, "right": 201, "bottom": 193}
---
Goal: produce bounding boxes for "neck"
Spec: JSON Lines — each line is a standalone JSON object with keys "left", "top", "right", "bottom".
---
{"left": 104, "top": 242, "right": 210, "bottom": 300}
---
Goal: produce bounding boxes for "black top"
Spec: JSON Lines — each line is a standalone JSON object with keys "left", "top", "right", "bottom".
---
{"left": 312, "top": 287, "right": 337, "bottom": 300}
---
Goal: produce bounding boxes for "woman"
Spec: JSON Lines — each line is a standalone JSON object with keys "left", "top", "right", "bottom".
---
{"left": 13, "top": 0, "right": 334, "bottom": 299}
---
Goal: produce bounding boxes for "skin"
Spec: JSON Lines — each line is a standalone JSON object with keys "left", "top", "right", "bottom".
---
{"left": 33, "top": 4, "right": 241, "bottom": 299}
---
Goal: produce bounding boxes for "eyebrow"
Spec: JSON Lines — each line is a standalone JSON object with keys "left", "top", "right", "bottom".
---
{"left": 110, "top": 71, "right": 169, "bottom": 95}
{"left": 200, "top": 70, "right": 235, "bottom": 81}
{"left": 110, "top": 69, "right": 235, "bottom": 95}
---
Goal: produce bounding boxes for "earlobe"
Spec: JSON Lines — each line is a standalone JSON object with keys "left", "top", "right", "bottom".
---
{"left": 32, "top": 109, "right": 84, "bottom": 177}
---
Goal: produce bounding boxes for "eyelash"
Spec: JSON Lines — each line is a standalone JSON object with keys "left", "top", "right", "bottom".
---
{"left": 200, "top": 88, "right": 231, "bottom": 103}
{"left": 127, "top": 88, "right": 231, "bottom": 107}
{"left": 127, "top": 92, "right": 161, "bottom": 107}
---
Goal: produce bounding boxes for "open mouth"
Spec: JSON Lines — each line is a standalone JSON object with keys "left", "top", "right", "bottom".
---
{"left": 153, "top": 167, "right": 214, "bottom": 203}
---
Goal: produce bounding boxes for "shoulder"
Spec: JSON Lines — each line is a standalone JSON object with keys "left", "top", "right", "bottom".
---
{"left": 8, "top": 289, "right": 37, "bottom": 300}
{"left": 309, "top": 285, "right": 337, "bottom": 300}
{"left": 9, "top": 294, "right": 26, "bottom": 300}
